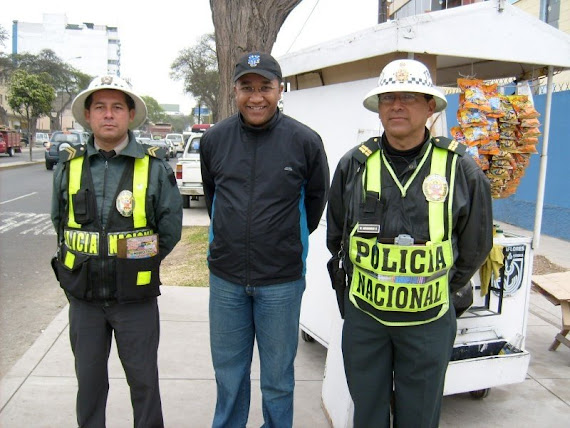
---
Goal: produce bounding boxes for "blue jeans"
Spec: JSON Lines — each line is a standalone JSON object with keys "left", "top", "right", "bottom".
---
{"left": 209, "top": 273, "right": 306, "bottom": 428}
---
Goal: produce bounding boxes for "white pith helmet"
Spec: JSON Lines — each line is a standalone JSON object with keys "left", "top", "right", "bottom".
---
{"left": 71, "top": 75, "right": 148, "bottom": 130}
{"left": 362, "top": 59, "right": 447, "bottom": 113}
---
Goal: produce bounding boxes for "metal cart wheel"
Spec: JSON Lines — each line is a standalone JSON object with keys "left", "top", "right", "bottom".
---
{"left": 469, "top": 388, "right": 490, "bottom": 399}
{"left": 301, "top": 330, "right": 315, "bottom": 343}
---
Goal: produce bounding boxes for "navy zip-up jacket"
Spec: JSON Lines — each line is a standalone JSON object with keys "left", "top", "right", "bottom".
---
{"left": 200, "top": 110, "right": 329, "bottom": 286}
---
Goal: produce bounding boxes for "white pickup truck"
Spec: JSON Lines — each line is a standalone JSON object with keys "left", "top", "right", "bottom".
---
{"left": 176, "top": 133, "right": 203, "bottom": 208}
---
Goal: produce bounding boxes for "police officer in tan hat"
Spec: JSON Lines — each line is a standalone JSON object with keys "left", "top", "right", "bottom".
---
{"left": 327, "top": 59, "right": 493, "bottom": 427}
{"left": 51, "top": 75, "right": 182, "bottom": 427}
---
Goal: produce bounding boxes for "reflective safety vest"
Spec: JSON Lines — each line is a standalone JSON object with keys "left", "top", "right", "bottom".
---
{"left": 348, "top": 143, "right": 458, "bottom": 326}
{"left": 63, "top": 154, "right": 152, "bottom": 262}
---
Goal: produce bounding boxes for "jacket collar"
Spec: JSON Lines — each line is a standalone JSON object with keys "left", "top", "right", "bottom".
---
{"left": 238, "top": 109, "right": 281, "bottom": 133}
{"left": 87, "top": 130, "right": 146, "bottom": 159}
{"left": 381, "top": 127, "right": 431, "bottom": 159}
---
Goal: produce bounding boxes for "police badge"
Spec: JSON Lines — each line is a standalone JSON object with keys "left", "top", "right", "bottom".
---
{"left": 116, "top": 190, "right": 134, "bottom": 217}
{"left": 248, "top": 54, "right": 261, "bottom": 68}
{"left": 395, "top": 62, "right": 409, "bottom": 83}
{"left": 422, "top": 174, "right": 448, "bottom": 202}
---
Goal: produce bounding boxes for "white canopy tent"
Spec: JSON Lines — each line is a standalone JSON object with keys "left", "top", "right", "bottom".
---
{"left": 279, "top": 0, "right": 570, "bottom": 248}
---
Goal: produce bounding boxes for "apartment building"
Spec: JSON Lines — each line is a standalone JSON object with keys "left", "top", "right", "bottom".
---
{"left": 12, "top": 13, "right": 121, "bottom": 77}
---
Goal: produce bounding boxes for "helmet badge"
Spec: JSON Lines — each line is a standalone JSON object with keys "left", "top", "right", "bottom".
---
{"left": 395, "top": 62, "right": 409, "bottom": 83}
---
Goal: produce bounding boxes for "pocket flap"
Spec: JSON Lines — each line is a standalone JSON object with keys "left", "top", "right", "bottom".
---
{"left": 60, "top": 247, "right": 90, "bottom": 271}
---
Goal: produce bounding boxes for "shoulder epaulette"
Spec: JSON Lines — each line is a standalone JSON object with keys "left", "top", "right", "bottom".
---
{"left": 353, "top": 137, "right": 381, "bottom": 164}
{"left": 59, "top": 143, "right": 87, "bottom": 162}
{"left": 141, "top": 143, "right": 166, "bottom": 160}
{"left": 432, "top": 136, "right": 466, "bottom": 156}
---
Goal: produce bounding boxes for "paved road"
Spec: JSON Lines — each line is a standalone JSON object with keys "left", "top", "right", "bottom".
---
{"left": 0, "top": 152, "right": 182, "bottom": 378}
{"left": 0, "top": 146, "right": 45, "bottom": 166}
{"left": 0, "top": 162, "right": 66, "bottom": 378}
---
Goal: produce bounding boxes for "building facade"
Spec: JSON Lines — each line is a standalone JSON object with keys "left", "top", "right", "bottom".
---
{"left": 12, "top": 13, "right": 121, "bottom": 77}
{"left": 3, "top": 14, "right": 121, "bottom": 132}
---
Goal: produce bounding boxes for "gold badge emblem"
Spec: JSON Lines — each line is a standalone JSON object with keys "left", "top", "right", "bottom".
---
{"left": 395, "top": 63, "right": 409, "bottom": 83}
{"left": 101, "top": 76, "right": 113, "bottom": 85}
{"left": 116, "top": 190, "right": 134, "bottom": 217}
{"left": 422, "top": 174, "right": 448, "bottom": 202}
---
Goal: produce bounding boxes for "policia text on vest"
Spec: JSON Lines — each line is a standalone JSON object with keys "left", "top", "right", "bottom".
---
{"left": 64, "top": 229, "right": 154, "bottom": 256}
{"left": 351, "top": 235, "right": 450, "bottom": 312}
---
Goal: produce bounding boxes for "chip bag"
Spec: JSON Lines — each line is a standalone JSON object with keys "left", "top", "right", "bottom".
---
{"left": 508, "top": 95, "right": 540, "bottom": 119}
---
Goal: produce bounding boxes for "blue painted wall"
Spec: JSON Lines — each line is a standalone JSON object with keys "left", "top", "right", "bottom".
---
{"left": 446, "top": 90, "right": 570, "bottom": 241}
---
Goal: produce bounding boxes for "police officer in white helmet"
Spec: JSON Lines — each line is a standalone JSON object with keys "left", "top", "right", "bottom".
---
{"left": 326, "top": 59, "right": 493, "bottom": 427}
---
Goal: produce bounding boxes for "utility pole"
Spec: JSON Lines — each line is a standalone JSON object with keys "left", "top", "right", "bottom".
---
{"left": 197, "top": 100, "right": 202, "bottom": 124}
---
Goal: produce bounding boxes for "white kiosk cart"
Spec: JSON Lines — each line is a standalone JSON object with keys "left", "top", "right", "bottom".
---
{"left": 278, "top": 2, "right": 570, "bottom": 425}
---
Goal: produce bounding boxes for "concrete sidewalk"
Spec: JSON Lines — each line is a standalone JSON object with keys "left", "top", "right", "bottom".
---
{"left": 1, "top": 208, "right": 569, "bottom": 426}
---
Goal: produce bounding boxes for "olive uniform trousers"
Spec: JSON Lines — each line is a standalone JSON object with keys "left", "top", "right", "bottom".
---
{"left": 342, "top": 292, "right": 456, "bottom": 428}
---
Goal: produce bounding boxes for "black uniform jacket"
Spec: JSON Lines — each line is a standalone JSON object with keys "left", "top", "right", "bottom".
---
{"left": 327, "top": 131, "right": 493, "bottom": 293}
{"left": 200, "top": 110, "right": 329, "bottom": 286}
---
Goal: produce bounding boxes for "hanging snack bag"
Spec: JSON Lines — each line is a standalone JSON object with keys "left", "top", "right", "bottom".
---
{"left": 520, "top": 118, "right": 541, "bottom": 128}
{"left": 487, "top": 117, "right": 500, "bottom": 140}
{"left": 508, "top": 95, "right": 540, "bottom": 119}
{"left": 458, "top": 78, "right": 492, "bottom": 112}
{"left": 498, "top": 139, "right": 518, "bottom": 152}
{"left": 462, "top": 125, "right": 490, "bottom": 146}
{"left": 498, "top": 95, "right": 519, "bottom": 124}
{"left": 483, "top": 83, "right": 504, "bottom": 118}
{"left": 450, "top": 126, "right": 467, "bottom": 145}
{"left": 457, "top": 107, "right": 487, "bottom": 127}
{"left": 479, "top": 154, "right": 490, "bottom": 171}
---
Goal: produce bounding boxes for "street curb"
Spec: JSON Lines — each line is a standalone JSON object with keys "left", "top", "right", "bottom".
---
{"left": 0, "top": 161, "right": 44, "bottom": 170}
{"left": 0, "top": 304, "right": 69, "bottom": 412}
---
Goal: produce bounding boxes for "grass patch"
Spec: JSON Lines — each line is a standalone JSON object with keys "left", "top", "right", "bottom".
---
{"left": 160, "top": 226, "right": 209, "bottom": 287}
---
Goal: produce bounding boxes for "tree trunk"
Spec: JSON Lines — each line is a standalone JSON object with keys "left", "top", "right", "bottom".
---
{"left": 210, "top": 0, "right": 303, "bottom": 121}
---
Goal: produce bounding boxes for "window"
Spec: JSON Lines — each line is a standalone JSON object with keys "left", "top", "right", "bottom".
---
{"left": 541, "top": 0, "right": 560, "bottom": 28}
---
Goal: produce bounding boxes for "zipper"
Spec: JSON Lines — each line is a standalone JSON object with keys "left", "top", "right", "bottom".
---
{"left": 245, "top": 137, "right": 257, "bottom": 286}
{"left": 100, "top": 159, "right": 109, "bottom": 299}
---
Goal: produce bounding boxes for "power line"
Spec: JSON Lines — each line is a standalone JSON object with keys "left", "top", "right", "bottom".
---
{"left": 285, "top": 0, "right": 322, "bottom": 54}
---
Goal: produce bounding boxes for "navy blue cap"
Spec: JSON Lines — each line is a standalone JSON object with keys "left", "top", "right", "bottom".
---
{"left": 233, "top": 52, "right": 282, "bottom": 82}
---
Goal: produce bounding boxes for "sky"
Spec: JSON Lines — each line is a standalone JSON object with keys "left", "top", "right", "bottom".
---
{"left": 1, "top": 0, "right": 378, "bottom": 115}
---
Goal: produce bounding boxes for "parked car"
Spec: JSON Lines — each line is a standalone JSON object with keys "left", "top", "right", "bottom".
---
{"left": 164, "top": 139, "right": 176, "bottom": 159}
{"left": 176, "top": 134, "right": 203, "bottom": 208}
{"left": 35, "top": 132, "right": 50, "bottom": 147}
{"left": 45, "top": 130, "right": 89, "bottom": 170}
{"left": 147, "top": 139, "right": 172, "bottom": 161}
{"left": 137, "top": 137, "right": 173, "bottom": 160}
{"left": 136, "top": 137, "right": 152, "bottom": 145}
{"left": 165, "top": 133, "right": 184, "bottom": 154}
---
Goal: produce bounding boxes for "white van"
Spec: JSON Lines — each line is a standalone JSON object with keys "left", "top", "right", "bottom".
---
{"left": 35, "top": 132, "right": 50, "bottom": 147}
{"left": 165, "top": 133, "right": 184, "bottom": 155}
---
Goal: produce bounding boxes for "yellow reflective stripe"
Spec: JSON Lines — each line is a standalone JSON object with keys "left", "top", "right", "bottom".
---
{"left": 365, "top": 151, "right": 381, "bottom": 194}
{"left": 137, "top": 271, "right": 151, "bottom": 286}
{"left": 349, "top": 233, "right": 453, "bottom": 277}
{"left": 64, "top": 251, "right": 76, "bottom": 269}
{"left": 428, "top": 147, "right": 447, "bottom": 242}
{"left": 350, "top": 266, "right": 449, "bottom": 312}
{"left": 448, "top": 154, "right": 458, "bottom": 242}
{"left": 67, "top": 157, "right": 83, "bottom": 228}
{"left": 133, "top": 156, "right": 149, "bottom": 228}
